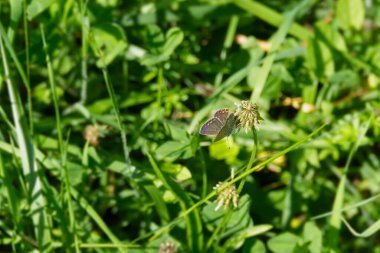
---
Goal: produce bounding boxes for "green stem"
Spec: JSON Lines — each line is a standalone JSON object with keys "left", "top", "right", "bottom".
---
{"left": 238, "top": 129, "right": 258, "bottom": 192}
{"left": 89, "top": 32, "right": 133, "bottom": 173}
{"left": 199, "top": 148, "right": 208, "bottom": 199}
{"left": 134, "top": 123, "right": 327, "bottom": 244}
{"left": 80, "top": 0, "right": 89, "bottom": 104}
{"left": 328, "top": 114, "right": 373, "bottom": 249}
{"left": 214, "top": 15, "right": 239, "bottom": 87}
{"left": 206, "top": 129, "right": 258, "bottom": 250}
{"left": 22, "top": 0, "right": 33, "bottom": 134}
{"left": 206, "top": 209, "right": 233, "bottom": 251}
{"left": 233, "top": 0, "right": 310, "bottom": 40}
{"left": 1, "top": 28, "right": 52, "bottom": 251}
{"left": 154, "top": 67, "right": 164, "bottom": 130}
{"left": 41, "top": 24, "right": 79, "bottom": 252}
{"left": 146, "top": 150, "right": 203, "bottom": 251}
{"left": 63, "top": 132, "right": 80, "bottom": 253}
{"left": 40, "top": 24, "right": 64, "bottom": 156}
{"left": 100, "top": 58, "right": 132, "bottom": 167}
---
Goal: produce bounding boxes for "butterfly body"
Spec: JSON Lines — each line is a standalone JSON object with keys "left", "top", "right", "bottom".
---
{"left": 200, "top": 109, "right": 238, "bottom": 142}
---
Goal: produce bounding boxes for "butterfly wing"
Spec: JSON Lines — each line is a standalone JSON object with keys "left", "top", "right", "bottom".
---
{"left": 214, "top": 114, "right": 237, "bottom": 142}
{"left": 200, "top": 117, "right": 224, "bottom": 136}
{"left": 214, "top": 108, "right": 229, "bottom": 125}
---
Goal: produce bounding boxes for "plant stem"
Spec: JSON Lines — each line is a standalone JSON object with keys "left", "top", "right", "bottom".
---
{"left": 80, "top": 0, "right": 89, "bottom": 104}
{"left": 1, "top": 29, "right": 52, "bottom": 251}
{"left": 238, "top": 129, "right": 258, "bottom": 192}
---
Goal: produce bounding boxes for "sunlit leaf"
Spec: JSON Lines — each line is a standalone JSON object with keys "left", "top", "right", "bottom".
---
{"left": 27, "top": 0, "right": 52, "bottom": 20}
{"left": 337, "top": 0, "right": 365, "bottom": 30}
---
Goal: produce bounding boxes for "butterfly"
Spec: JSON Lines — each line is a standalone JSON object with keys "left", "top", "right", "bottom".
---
{"left": 199, "top": 108, "right": 238, "bottom": 142}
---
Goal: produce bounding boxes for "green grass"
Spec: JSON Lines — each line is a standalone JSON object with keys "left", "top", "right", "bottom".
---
{"left": 1, "top": 0, "right": 380, "bottom": 252}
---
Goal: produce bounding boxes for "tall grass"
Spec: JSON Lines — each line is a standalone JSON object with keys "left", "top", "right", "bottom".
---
{"left": 1, "top": 25, "right": 52, "bottom": 251}
{"left": 1, "top": 0, "right": 380, "bottom": 252}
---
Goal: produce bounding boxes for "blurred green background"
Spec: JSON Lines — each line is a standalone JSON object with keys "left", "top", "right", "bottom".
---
{"left": 1, "top": 0, "right": 380, "bottom": 252}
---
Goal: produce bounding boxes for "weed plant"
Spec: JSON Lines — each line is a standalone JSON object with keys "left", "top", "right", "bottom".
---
{"left": 1, "top": 0, "right": 380, "bottom": 252}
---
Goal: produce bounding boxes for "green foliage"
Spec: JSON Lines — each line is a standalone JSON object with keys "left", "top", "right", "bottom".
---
{"left": 336, "top": 0, "right": 365, "bottom": 30}
{"left": 91, "top": 23, "right": 128, "bottom": 67}
{"left": 1, "top": 0, "right": 380, "bottom": 252}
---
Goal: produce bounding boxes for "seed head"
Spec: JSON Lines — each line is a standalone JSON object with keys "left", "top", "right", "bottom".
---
{"left": 159, "top": 242, "right": 177, "bottom": 253}
{"left": 213, "top": 182, "right": 239, "bottom": 211}
{"left": 234, "top": 100, "right": 263, "bottom": 133}
{"left": 83, "top": 124, "right": 109, "bottom": 146}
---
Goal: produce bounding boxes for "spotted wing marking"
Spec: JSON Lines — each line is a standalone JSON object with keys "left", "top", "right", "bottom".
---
{"left": 200, "top": 108, "right": 231, "bottom": 136}
{"left": 214, "top": 108, "right": 229, "bottom": 125}
{"left": 199, "top": 117, "right": 223, "bottom": 135}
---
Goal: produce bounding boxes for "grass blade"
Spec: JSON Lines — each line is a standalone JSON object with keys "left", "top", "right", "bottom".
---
{"left": 312, "top": 194, "right": 380, "bottom": 220}
{"left": 327, "top": 113, "right": 373, "bottom": 248}
{"left": 0, "top": 20, "right": 34, "bottom": 133}
{"left": 144, "top": 184, "right": 170, "bottom": 223}
{"left": 40, "top": 24, "right": 80, "bottom": 252}
{"left": 132, "top": 123, "right": 327, "bottom": 243}
{"left": 214, "top": 15, "right": 239, "bottom": 87}
{"left": 233, "top": 0, "right": 310, "bottom": 40}
{"left": 146, "top": 150, "right": 204, "bottom": 252}
{"left": 342, "top": 218, "right": 380, "bottom": 238}
{"left": 70, "top": 187, "right": 122, "bottom": 246}
{"left": 0, "top": 140, "right": 122, "bottom": 250}
{"left": 233, "top": 0, "right": 380, "bottom": 80}
{"left": 0, "top": 28, "right": 52, "bottom": 251}
{"left": 88, "top": 31, "right": 134, "bottom": 175}
{"left": 246, "top": 0, "right": 310, "bottom": 102}
{"left": 0, "top": 153, "right": 21, "bottom": 225}
{"left": 8, "top": 0, "right": 22, "bottom": 43}
{"left": 80, "top": 0, "right": 89, "bottom": 104}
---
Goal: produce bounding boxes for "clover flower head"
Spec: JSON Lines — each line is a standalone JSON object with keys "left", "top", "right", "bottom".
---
{"left": 83, "top": 124, "right": 109, "bottom": 146}
{"left": 159, "top": 242, "right": 177, "bottom": 253}
{"left": 234, "top": 100, "right": 263, "bottom": 133}
{"left": 213, "top": 182, "right": 239, "bottom": 211}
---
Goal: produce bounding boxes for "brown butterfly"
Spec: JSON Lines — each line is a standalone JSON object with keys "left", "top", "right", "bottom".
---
{"left": 199, "top": 108, "right": 238, "bottom": 142}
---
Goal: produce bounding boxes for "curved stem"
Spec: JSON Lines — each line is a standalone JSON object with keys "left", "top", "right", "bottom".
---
{"left": 206, "top": 129, "right": 258, "bottom": 250}
{"left": 238, "top": 129, "right": 258, "bottom": 192}
{"left": 133, "top": 123, "right": 327, "bottom": 244}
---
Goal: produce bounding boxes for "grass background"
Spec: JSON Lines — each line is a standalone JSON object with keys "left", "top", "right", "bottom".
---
{"left": 1, "top": 0, "right": 380, "bottom": 252}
